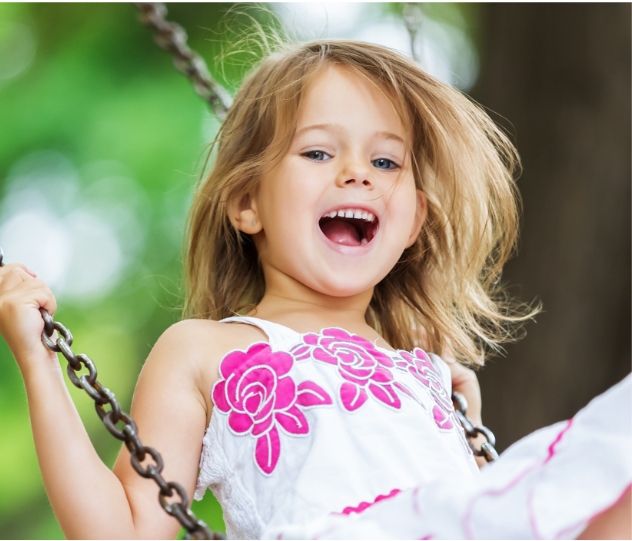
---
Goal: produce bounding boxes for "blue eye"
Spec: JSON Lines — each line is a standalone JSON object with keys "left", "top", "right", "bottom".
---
{"left": 303, "top": 150, "right": 331, "bottom": 161}
{"left": 372, "top": 158, "right": 399, "bottom": 170}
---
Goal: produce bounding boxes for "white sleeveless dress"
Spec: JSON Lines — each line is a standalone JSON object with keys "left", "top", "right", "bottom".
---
{"left": 194, "top": 316, "right": 632, "bottom": 540}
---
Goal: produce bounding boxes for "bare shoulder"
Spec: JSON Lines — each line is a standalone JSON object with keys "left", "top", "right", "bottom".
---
{"left": 129, "top": 317, "right": 267, "bottom": 423}
{"left": 139, "top": 319, "right": 268, "bottom": 425}
{"left": 158, "top": 318, "right": 268, "bottom": 369}
{"left": 112, "top": 318, "right": 269, "bottom": 536}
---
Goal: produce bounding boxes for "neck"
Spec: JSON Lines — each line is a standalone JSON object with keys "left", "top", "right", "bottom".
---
{"left": 250, "top": 263, "right": 375, "bottom": 334}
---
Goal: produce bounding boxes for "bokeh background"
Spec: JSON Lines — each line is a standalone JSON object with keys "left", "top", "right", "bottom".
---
{"left": 0, "top": 3, "right": 629, "bottom": 538}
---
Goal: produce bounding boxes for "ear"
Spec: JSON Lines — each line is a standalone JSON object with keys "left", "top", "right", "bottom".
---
{"left": 405, "top": 190, "right": 428, "bottom": 248}
{"left": 228, "top": 192, "right": 262, "bottom": 235}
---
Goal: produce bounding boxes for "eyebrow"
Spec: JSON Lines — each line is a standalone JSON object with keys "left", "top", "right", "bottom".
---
{"left": 294, "top": 122, "right": 406, "bottom": 145}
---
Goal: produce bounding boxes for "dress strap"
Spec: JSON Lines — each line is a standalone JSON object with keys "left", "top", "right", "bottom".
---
{"left": 218, "top": 316, "right": 302, "bottom": 351}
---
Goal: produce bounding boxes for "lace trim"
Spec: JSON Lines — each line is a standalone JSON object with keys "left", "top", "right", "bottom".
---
{"left": 195, "top": 424, "right": 265, "bottom": 539}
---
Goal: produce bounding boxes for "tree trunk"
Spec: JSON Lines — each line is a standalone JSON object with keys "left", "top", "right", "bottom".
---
{"left": 471, "top": 3, "right": 631, "bottom": 451}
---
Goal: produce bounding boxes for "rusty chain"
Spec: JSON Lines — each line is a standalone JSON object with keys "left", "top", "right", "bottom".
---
{"left": 0, "top": 247, "right": 219, "bottom": 540}
{"left": 134, "top": 2, "right": 232, "bottom": 120}
{"left": 452, "top": 391, "right": 499, "bottom": 462}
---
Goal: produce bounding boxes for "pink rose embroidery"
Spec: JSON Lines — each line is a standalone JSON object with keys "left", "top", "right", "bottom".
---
{"left": 395, "top": 349, "right": 455, "bottom": 431}
{"left": 213, "top": 343, "right": 332, "bottom": 475}
{"left": 291, "top": 328, "right": 411, "bottom": 412}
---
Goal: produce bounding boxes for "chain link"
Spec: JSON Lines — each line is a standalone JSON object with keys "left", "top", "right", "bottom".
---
{"left": 0, "top": 247, "right": 220, "bottom": 540}
{"left": 452, "top": 391, "right": 499, "bottom": 462}
{"left": 134, "top": 2, "right": 232, "bottom": 120}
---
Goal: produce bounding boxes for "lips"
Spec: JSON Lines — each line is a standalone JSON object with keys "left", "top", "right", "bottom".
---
{"left": 318, "top": 207, "right": 379, "bottom": 247}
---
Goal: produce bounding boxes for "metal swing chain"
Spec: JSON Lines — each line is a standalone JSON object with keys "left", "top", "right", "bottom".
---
{"left": 134, "top": 2, "right": 232, "bottom": 121}
{"left": 0, "top": 7, "right": 232, "bottom": 538}
{"left": 0, "top": 6, "right": 496, "bottom": 537}
{"left": 452, "top": 392, "right": 499, "bottom": 462}
{"left": 0, "top": 247, "right": 217, "bottom": 541}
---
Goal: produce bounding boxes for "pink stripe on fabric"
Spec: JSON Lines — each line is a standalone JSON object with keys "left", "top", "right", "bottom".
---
{"left": 337, "top": 488, "right": 402, "bottom": 515}
{"left": 462, "top": 419, "right": 574, "bottom": 539}
{"left": 553, "top": 482, "right": 632, "bottom": 540}
{"left": 544, "top": 419, "right": 574, "bottom": 464}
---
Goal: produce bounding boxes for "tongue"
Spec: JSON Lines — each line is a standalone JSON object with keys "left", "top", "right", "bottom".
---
{"left": 321, "top": 218, "right": 361, "bottom": 246}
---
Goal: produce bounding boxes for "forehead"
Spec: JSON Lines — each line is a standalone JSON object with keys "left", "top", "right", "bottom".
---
{"left": 296, "top": 64, "right": 409, "bottom": 143}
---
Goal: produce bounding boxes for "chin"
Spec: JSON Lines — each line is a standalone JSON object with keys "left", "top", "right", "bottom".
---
{"left": 304, "top": 271, "right": 382, "bottom": 299}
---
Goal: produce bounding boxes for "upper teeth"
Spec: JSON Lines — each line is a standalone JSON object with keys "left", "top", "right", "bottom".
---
{"left": 324, "top": 208, "right": 376, "bottom": 222}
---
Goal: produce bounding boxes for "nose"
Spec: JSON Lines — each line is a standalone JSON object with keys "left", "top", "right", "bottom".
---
{"left": 335, "top": 154, "right": 373, "bottom": 189}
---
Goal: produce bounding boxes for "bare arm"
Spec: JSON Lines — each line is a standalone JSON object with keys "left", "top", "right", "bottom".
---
{"left": 22, "top": 349, "right": 137, "bottom": 538}
{"left": 111, "top": 321, "right": 211, "bottom": 538}
{"left": 0, "top": 263, "right": 214, "bottom": 539}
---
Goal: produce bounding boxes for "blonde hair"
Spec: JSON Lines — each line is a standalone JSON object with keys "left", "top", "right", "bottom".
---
{"left": 183, "top": 38, "right": 539, "bottom": 366}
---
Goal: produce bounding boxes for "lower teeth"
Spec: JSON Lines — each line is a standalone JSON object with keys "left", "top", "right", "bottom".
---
{"left": 360, "top": 238, "right": 368, "bottom": 245}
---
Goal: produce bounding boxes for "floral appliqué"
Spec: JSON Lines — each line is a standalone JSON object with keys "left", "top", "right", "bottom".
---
{"left": 213, "top": 343, "right": 332, "bottom": 475}
{"left": 394, "top": 348, "right": 456, "bottom": 430}
{"left": 291, "top": 328, "right": 413, "bottom": 411}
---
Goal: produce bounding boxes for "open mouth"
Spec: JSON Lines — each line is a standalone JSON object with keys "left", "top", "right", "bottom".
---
{"left": 319, "top": 208, "right": 379, "bottom": 247}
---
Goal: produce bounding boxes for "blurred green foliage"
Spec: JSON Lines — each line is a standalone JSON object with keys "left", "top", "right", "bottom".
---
{"left": 0, "top": 3, "right": 268, "bottom": 537}
{"left": 0, "top": 3, "right": 477, "bottom": 538}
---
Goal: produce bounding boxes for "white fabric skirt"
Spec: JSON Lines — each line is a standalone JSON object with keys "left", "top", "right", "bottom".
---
{"left": 263, "top": 374, "right": 632, "bottom": 540}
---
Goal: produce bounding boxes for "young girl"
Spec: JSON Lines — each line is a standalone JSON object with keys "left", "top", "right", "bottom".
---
{"left": 0, "top": 40, "right": 629, "bottom": 540}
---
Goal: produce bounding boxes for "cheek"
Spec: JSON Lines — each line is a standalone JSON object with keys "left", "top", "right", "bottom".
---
{"left": 258, "top": 165, "right": 320, "bottom": 253}
{"left": 386, "top": 181, "right": 419, "bottom": 241}
{"left": 261, "top": 159, "right": 320, "bottom": 213}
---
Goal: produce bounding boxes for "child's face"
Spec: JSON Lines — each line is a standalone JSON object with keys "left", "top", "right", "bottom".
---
{"left": 245, "top": 65, "right": 426, "bottom": 298}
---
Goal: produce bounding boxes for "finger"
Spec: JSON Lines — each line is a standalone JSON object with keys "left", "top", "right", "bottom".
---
{"left": 0, "top": 261, "right": 37, "bottom": 276}
{"left": 0, "top": 266, "right": 34, "bottom": 295}
{"left": 19, "top": 280, "right": 57, "bottom": 315}
{"left": 31, "top": 286, "right": 58, "bottom": 319}
{"left": 2, "top": 279, "right": 57, "bottom": 316}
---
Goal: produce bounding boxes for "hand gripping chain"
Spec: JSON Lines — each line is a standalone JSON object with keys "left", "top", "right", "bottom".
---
{"left": 0, "top": 247, "right": 220, "bottom": 540}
